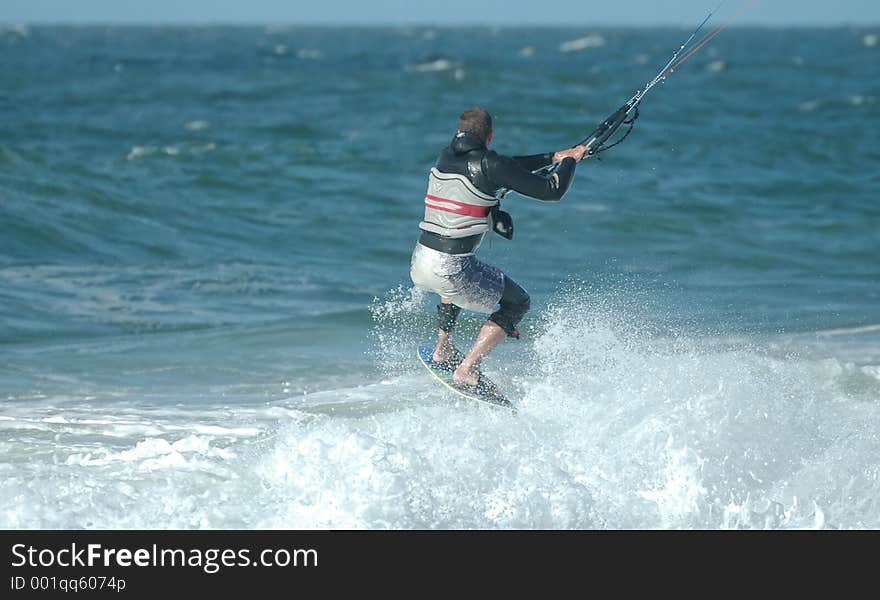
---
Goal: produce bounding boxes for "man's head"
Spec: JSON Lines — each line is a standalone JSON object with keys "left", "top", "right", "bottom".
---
{"left": 458, "top": 107, "right": 493, "bottom": 145}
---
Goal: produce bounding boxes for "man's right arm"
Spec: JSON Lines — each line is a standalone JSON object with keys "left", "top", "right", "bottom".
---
{"left": 510, "top": 152, "right": 554, "bottom": 173}
{"left": 485, "top": 152, "right": 578, "bottom": 201}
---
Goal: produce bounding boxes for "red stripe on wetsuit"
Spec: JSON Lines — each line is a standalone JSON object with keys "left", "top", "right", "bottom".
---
{"left": 424, "top": 194, "right": 491, "bottom": 217}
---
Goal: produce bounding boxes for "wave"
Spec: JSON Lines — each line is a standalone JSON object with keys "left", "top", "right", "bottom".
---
{"left": 817, "top": 323, "right": 880, "bottom": 337}
{"left": 3, "top": 309, "right": 878, "bottom": 529}
{"left": 559, "top": 34, "right": 605, "bottom": 53}
{"left": 5, "top": 340, "right": 876, "bottom": 530}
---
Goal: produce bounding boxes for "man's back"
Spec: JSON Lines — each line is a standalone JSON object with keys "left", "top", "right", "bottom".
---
{"left": 435, "top": 131, "right": 578, "bottom": 201}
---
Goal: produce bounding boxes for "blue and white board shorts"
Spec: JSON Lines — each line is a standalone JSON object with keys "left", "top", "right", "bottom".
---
{"left": 410, "top": 242, "right": 505, "bottom": 314}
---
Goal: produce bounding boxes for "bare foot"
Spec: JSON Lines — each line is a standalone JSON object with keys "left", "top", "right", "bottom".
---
{"left": 433, "top": 347, "right": 454, "bottom": 364}
{"left": 433, "top": 339, "right": 461, "bottom": 365}
{"left": 452, "top": 363, "right": 479, "bottom": 387}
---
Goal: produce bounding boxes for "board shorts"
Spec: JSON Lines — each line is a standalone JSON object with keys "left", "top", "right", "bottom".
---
{"left": 409, "top": 242, "right": 505, "bottom": 314}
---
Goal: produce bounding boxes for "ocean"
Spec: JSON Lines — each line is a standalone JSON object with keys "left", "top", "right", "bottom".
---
{"left": 1, "top": 24, "right": 878, "bottom": 529}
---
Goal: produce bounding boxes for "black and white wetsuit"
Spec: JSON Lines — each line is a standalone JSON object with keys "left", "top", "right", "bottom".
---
{"left": 410, "top": 131, "right": 577, "bottom": 335}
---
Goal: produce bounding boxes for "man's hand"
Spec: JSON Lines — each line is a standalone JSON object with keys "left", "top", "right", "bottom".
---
{"left": 553, "top": 145, "right": 589, "bottom": 163}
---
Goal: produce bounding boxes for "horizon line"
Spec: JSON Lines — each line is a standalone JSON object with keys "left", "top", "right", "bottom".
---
{"left": 4, "top": 20, "right": 879, "bottom": 28}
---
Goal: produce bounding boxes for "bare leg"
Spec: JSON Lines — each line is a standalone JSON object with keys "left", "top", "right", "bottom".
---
{"left": 433, "top": 297, "right": 456, "bottom": 363}
{"left": 453, "top": 320, "right": 506, "bottom": 386}
{"left": 434, "top": 329, "right": 455, "bottom": 364}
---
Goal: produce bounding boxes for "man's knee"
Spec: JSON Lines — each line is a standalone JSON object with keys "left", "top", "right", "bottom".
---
{"left": 489, "top": 284, "right": 529, "bottom": 338}
{"left": 508, "top": 290, "right": 530, "bottom": 322}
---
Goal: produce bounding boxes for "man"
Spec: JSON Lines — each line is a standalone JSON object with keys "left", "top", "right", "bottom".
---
{"left": 410, "top": 106, "right": 587, "bottom": 393}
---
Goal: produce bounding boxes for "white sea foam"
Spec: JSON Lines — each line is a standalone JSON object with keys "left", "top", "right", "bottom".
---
{"left": 297, "top": 49, "right": 323, "bottom": 60}
{"left": 185, "top": 120, "right": 210, "bottom": 131}
{"left": 126, "top": 142, "right": 215, "bottom": 160}
{"left": 798, "top": 99, "right": 822, "bottom": 113}
{"left": 559, "top": 35, "right": 605, "bottom": 53}
{"left": 406, "top": 59, "right": 455, "bottom": 73}
{"left": 847, "top": 95, "right": 875, "bottom": 107}
{"left": 817, "top": 323, "right": 880, "bottom": 336}
{"left": 571, "top": 202, "right": 609, "bottom": 213}
{"left": 126, "top": 145, "right": 158, "bottom": 160}
{"left": 190, "top": 142, "right": 216, "bottom": 155}
{"left": 1, "top": 24, "right": 30, "bottom": 38}
{"left": 191, "top": 425, "right": 260, "bottom": 436}
{"left": 2, "top": 288, "right": 878, "bottom": 529}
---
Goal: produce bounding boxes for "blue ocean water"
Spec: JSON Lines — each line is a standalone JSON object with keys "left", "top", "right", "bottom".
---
{"left": 1, "top": 24, "right": 879, "bottom": 529}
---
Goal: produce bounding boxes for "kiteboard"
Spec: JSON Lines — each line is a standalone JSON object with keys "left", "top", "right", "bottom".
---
{"left": 417, "top": 345, "right": 515, "bottom": 412}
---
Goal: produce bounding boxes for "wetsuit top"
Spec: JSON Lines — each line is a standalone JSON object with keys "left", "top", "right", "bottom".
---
{"left": 419, "top": 131, "right": 577, "bottom": 239}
